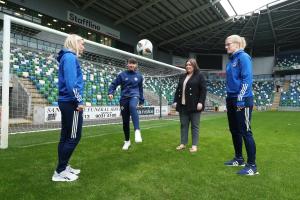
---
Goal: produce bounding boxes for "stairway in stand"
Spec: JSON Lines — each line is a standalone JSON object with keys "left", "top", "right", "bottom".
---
{"left": 283, "top": 80, "right": 290, "bottom": 91}
{"left": 18, "top": 77, "right": 49, "bottom": 119}
{"left": 271, "top": 80, "right": 290, "bottom": 111}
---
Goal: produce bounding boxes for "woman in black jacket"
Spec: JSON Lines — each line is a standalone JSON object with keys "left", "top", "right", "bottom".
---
{"left": 173, "top": 58, "right": 207, "bottom": 153}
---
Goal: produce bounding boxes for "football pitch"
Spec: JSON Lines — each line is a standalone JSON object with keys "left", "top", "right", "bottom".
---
{"left": 0, "top": 111, "right": 299, "bottom": 200}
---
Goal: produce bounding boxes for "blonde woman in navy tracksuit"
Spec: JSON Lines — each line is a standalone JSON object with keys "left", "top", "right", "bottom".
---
{"left": 52, "top": 34, "right": 85, "bottom": 182}
{"left": 224, "top": 35, "right": 259, "bottom": 176}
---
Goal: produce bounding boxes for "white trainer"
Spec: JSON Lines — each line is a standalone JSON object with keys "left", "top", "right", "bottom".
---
{"left": 66, "top": 165, "right": 81, "bottom": 175}
{"left": 135, "top": 129, "right": 142, "bottom": 143}
{"left": 52, "top": 170, "right": 78, "bottom": 182}
{"left": 122, "top": 140, "right": 131, "bottom": 150}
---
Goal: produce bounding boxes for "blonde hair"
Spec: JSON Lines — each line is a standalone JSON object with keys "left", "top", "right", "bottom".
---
{"left": 64, "top": 34, "right": 84, "bottom": 56}
{"left": 226, "top": 34, "right": 247, "bottom": 50}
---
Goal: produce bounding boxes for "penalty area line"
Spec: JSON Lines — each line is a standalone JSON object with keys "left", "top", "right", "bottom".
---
{"left": 18, "top": 124, "right": 170, "bottom": 148}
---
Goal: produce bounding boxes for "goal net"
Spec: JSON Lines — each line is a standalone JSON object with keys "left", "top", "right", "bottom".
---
{"left": 0, "top": 14, "right": 184, "bottom": 148}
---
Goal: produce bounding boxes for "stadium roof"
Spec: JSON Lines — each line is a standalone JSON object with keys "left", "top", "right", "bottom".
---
{"left": 72, "top": 0, "right": 300, "bottom": 57}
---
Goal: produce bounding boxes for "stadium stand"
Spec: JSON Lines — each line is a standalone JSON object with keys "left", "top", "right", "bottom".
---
{"left": 206, "top": 80, "right": 227, "bottom": 99}
{"left": 253, "top": 81, "right": 275, "bottom": 107}
{"left": 9, "top": 46, "right": 141, "bottom": 107}
{"left": 7, "top": 42, "right": 300, "bottom": 114}
{"left": 276, "top": 53, "right": 300, "bottom": 70}
{"left": 206, "top": 79, "right": 276, "bottom": 108}
{"left": 144, "top": 76, "right": 178, "bottom": 105}
{"left": 7, "top": 43, "right": 183, "bottom": 110}
{"left": 280, "top": 80, "right": 300, "bottom": 107}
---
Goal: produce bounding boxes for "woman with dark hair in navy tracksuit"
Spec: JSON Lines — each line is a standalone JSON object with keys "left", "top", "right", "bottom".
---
{"left": 52, "top": 34, "right": 85, "bottom": 182}
{"left": 108, "top": 58, "right": 144, "bottom": 150}
{"left": 224, "top": 35, "right": 259, "bottom": 176}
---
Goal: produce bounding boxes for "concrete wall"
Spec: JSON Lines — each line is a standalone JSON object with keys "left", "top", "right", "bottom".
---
{"left": 222, "top": 54, "right": 274, "bottom": 75}
{"left": 9, "top": 0, "right": 137, "bottom": 44}
{"left": 252, "top": 56, "right": 274, "bottom": 75}
{"left": 8, "top": 0, "right": 173, "bottom": 64}
{"left": 155, "top": 49, "right": 172, "bottom": 65}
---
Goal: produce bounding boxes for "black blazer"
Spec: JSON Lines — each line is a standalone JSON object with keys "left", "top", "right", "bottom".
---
{"left": 174, "top": 71, "right": 207, "bottom": 112}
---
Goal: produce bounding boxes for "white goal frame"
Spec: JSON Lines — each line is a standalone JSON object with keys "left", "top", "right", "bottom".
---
{"left": 0, "top": 14, "right": 183, "bottom": 149}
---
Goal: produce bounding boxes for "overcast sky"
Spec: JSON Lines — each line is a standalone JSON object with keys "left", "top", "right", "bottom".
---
{"left": 220, "top": 0, "right": 287, "bottom": 16}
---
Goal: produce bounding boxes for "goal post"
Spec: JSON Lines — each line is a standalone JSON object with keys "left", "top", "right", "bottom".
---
{"left": 1, "top": 14, "right": 11, "bottom": 149}
{"left": 0, "top": 14, "right": 184, "bottom": 149}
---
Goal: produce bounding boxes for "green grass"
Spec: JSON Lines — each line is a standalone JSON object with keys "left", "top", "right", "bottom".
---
{"left": 1, "top": 111, "right": 300, "bottom": 200}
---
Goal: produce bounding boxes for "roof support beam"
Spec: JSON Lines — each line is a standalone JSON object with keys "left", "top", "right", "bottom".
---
{"left": 93, "top": 2, "right": 122, "bottom": 19}
{"left": 267, "top": 5, "right": 277, "bottom": 44}
{"left": 227, "top": 0, "right": 238, "bottom": 16}
{"left": 69, "top": 0, "right": 80, "bottom": 8}
{"left": 275, "top": 26, "right": 300, "bottom": 30}
{"left": 279, "top": 33, "right": 300, "bottom": 43}
{"left": 277, "top": 21, "right": 300, "bottom": 30}
{"left": 114, "top": 0, "right": 161, "bottom": 25}
{"left": 274, "top": 11, "right": 300, "bottom": 24}
{"left": 278, "top": 30, "right": 300, "bottom": 41}
{"left": 210, "top": 27, "right": 232, "bottom": 50}
{"left": 210, "top": 0, "right": 225, "bottom": 20}
{"left": 82, "top": 0, "right": 97, "bottom": 10}
{"left": 240, "top": 14, "right": 255, "bottom": 35}
{"left": 280, "top": 35, "right": 300, "bottom": 44}
{"left": 139, "top": 0, "right": 221, "bottom": 37}
{"left": 252, "top": 15, "right": 260, "bottom": 43}
{"left": 209, "top": 16, "right": 254, "bottom": 51}
{"left": 159, "top": 16, "right": 233, "bottom": 46}
{"left": 250, "top": 14, "right": 260, "bottom": 55}
{"left": 178, "top": 22, "right": 232, "bottom": 49}
{"left": 208, "top": 16, "right": 254, "bottom": 52}
{"left": 276, "top": 13, "right": 300, "bottom": 29}
{"left": 268, "top": 0, "right": 300, "bottom": 12}
{"left": 272, "top": 8, "right": 300, "bottom": 12}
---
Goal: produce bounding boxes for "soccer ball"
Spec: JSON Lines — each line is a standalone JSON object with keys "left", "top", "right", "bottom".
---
{"left": 96, "top": 94, "right": 102, "bottom": 100}
{"left": 136, "top": 39, "right": 153, "bottom": 56}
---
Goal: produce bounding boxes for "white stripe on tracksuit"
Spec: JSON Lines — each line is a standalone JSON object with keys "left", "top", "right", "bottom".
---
{"left": 73, "top": 88, "right": 83, "bottom": 103}
{"left": 71, "top": 111, "right": 79, "bottom": 139}
{"left": 238, "top": 84, "right": 248, "bottom": 101}
{"left": 244, "top": 107, "right": 250, "bottom": 131}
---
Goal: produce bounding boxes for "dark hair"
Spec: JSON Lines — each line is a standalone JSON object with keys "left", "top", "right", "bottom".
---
{"left": 127, "top": 58, "right": 137, "bottom": 64}
{"left": 185, "top": 58, "right": 199, "bottom": 72}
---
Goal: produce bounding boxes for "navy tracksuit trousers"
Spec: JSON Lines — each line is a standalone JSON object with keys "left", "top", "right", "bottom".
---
{"left": 120, "top": 97, "right": 140, "bottom": 141}
{"left": 226, "top": 97, "right": 256, "bottom": 165}
{"left": 56, "top": 101, "right": 83, "bottom": 173}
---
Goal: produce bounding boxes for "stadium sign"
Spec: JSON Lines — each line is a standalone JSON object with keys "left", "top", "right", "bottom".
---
{"left": 44, "top": 106, "right": 168, "bottom": 122}
{"left": 67, "top": 11, "right": 120, "bottom": 39}
{"left": 137, "top": 107, "right": 154, "bottom": 115}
